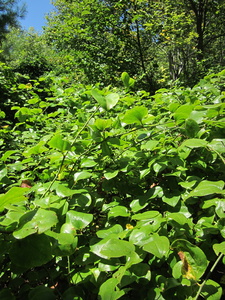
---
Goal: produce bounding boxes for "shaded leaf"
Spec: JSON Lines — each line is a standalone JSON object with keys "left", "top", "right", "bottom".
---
{"left": 200, "top": 279, "right": 222, "bottom": 300}
{"left": 9, "top": 234, "right": 52, "bottom": 268}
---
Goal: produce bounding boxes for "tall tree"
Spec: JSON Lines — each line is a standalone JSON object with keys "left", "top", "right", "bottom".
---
{"left": 0, "top": 0, "right": 26, "bottom": 43}
{"left": 44, "top": 0, "right": 225, "bottom": 88}
{"left": 1, "top": 27, "right": 55, "bottom": 78}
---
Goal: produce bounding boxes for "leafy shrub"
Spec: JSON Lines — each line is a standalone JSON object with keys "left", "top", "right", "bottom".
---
{"left": 0, "top": 71, "right": 225, "bottom": 299}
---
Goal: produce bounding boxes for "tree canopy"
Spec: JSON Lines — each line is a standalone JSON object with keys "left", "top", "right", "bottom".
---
{"left": 0, "top": 0, "right": 25, "bottom": 42}
{"left": 42, "top": 0, "right": 225, "bottom": 89}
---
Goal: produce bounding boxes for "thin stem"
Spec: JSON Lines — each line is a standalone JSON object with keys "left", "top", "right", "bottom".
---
{"left": 67, "top": 256, "right": 71, "bottom": 274}
{"left": 194, "top": 252, "right": 224, "bottom": 300}
{"left": 41, "top": 106, "right": 99, "bottom": 199}
{"left": 207, "top": 145, "right": 225, "bottom": 165}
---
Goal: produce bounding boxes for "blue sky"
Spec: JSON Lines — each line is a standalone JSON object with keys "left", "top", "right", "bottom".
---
{"left": 19, "top": 0, "right": 55, "bottom": 32}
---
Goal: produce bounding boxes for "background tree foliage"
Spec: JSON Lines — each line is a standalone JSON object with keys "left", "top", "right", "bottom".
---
{"left": 0, "top": 0, "right": 25, "bottom": 43}
{"left": 42, "top": 0, "right": 225, "bottom": 90}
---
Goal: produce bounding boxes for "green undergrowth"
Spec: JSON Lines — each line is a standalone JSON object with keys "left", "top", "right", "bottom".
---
{"left": 0, "top": 70, "right": 225, "bottom": 299}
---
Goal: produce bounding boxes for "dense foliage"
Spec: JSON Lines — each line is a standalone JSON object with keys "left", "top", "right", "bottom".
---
{"left": 0, "top": 0, "right": 225, "bottom": 299}
{"left": 0, "top": 0, "right": 25, "bottom": 42}
{"left": 0, "top": 68, "right": 225, "bottom": 299}
{"left": 44, "top": 0, "right": 225, "bottom": 89}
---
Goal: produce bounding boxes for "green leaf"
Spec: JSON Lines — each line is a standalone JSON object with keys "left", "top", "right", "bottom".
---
{"left": 129, "top": 226, "right": 155, "bottom": 246}
{"left": 48, "top": 134, "right": 71, "bottom": 152}
{"left": 97, "top": 224, "right": 123, "bottom": 239}
{"left": 121, "top": 72, "right": 135, "bottom": 90}
{"left": 213, "top": 242, "right": 225, "bottom": 255}
{"left": 101, "top": 141, "right": 112, "bottom": 156}
{"left": 174, "top": 104, "right": 193, "bottom": 122}
{"left": 185, "top": 180, "right": 224, "bottom": 199}
{"left": 162, "top": 195, "right": 180, "bottom": 207}
{"left": 0, "top": 187, "right": 30, "bottom": 211}
{"left": 99, "top": 278, "right": 125, "bottom": 300}
{"left": 108, "top": 206, "right": 130, "bottom": 218}
{"left": 131, "top": 211, "right": 160, "bottom": 221}
{"left": 171, "top": 239, "right": 208, "bottom": 280}
{"left": 13, "top": 209, "right": 58, "bottom": 239}
{"left": 61, "top": 223, "right": 76, "bottom": 235}
{"left": 143, "top": 234, "right": 170, "bottom": 258}
{"left": 1, "top": 150, "right": 18, "bottom": 161}
{"left": 92, "top": 89, "right": 106, "bottom": 109}
{"left": 185, "top": 119, "right": 200, "bottom": 138}
{"left": 9, "top": 234, "right": 52, "bottom": 269}
{"left": 54, "top": 183, "right": 79, "bottom": 197}
{"left": 139, "top": 168, "right": 150, "bottom": 179}
{"left": 141, "top": 140, "right": 159, "bottom": 151}
{"left": 179, "top": 139, "right": 208, "bottom": 149}
{"left": 208, "top": 139, "right": 225, "bottom": 153}
{"left": 94, "top": 118, "right": 112, "bottom": 130}
{"left": 0, "top": 168, "right": 7, "bottom": 181}
{"left": 167, "top": 212, "right": 190, "bottom": 225}
{"left": 80, "top": 158, "right": 97, "bottom": 168}
{"left": 104, "top": 169, "right": 119, "bottom": 180}
{"left": 91, "top": 238, "right": 135, "bottom": 259}
{"left": 0, "top": 288, "right": 16, "bottom": 300}
{"left": 28, "top": 286, "right": 56, "bottom": 300}
{"left": 47, "top": 231, "right": 78, "bottom": 256}
{"left": 200, "top": 279, "right": 222, "bottom": 300}
{"left": 122, "top": 106, "right": 148, "bottom": 125}
{"left": 74, "top": 171, "right": 92, "bottom": 182}
{"left": 105, "top": 93, "right": 119, "bottom": 110}
{"left": 66, "top": 211, "right": 93, "bottom": 230}
{"left": 23, "top": 141, "right": 48, "bottom": 157}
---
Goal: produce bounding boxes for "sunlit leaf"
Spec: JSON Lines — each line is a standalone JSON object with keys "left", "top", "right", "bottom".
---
{"left": 143, "top": 234, "right": 170, "bottom": 258}
{"left": 104, "top": 169, "right": 119, "bottom": 180}
{"left": 185, "top": 180, "right": 224, "bottom": 199}
{"left": 48, "top": 134, "right": 71, "bottom": 152}
{"left": 74, "top": 171, "right": 92, "bottom": 182}
{"left": 91, "top": 238, "right": 135, "bottom": 259}
{"left": 200, "top": 279, "right": 222, "bottom": 300}
{"left": 92, "top": 89, "right": 106, "bottom": 109}
{"left": 213, "top": 242, "right": 225, "bottom": 255}
{"left": 108, "top": 206, "right": 129, "bottom": 218}
{"left": 0, "top": 187, "right": 30, "bottom": 211}
{"left": 132, "top": 211, "right": 160, "bottom": 221}
{"left": 13, "top": 209, "right": 58, "bottom": 239}
{"left": 99, "top": 277, "right": 125, "bottom": 300}
{"left": 66, "top": 211, "right": 93, "bottom": 230}
{"left": 105, "top": 93, "right": 119, "bottom": 110}
{"left": 122, "top": 106, "right": 148, "bottom": 125}
{"left": 179, "top": 138, "right": 208, "bottom": 149}
{"left": 171, "top": 239, "right": 208, "bottom": 280}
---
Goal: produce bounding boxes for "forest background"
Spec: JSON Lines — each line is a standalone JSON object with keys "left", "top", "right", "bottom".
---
{"left": 0, "top": 0, "right": 225, "bottom": 299}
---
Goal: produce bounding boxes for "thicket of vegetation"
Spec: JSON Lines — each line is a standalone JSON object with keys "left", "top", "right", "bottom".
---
{"left": 0, "top": 0, "right": 225, "bottom": 299}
